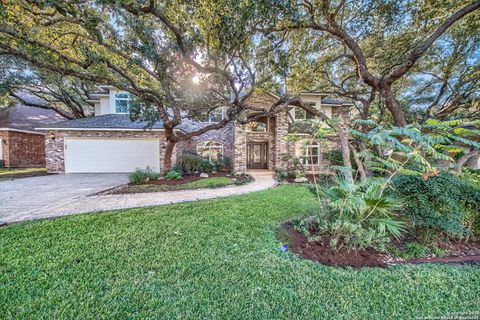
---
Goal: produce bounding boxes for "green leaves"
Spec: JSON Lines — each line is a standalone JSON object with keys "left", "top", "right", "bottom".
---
{"left": 368, "top": 218, "right": 406, "bottom": 240}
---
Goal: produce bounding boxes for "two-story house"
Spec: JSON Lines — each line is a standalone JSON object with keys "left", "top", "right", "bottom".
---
{"left": 39, "top": 87, "right": 352, "bottom": 173}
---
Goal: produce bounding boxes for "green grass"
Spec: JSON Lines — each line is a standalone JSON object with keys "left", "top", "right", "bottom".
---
{"left": 126, "top": 176, "right": 235, "bottom": 193}
{"left": 0, "top": 167, "right": 46, "bottom": 176}
{"left": 0, "top": 185, "right": 479, "bottom": 319}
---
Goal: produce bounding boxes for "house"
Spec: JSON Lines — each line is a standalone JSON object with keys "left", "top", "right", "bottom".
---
{"left": 0, "top": 104, "right": 64, "bottom": 168}
{"left": 39, "top": 86, "right": 352, "bottom": 173}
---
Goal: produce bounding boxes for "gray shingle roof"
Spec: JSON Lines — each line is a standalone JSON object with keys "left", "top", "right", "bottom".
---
{"left": 0, "top": 104, "right": 65, "bottom": 132}
{"left": 38, "top": 114, "right": 180, "bottom": 131}
{"left": 321, "top": 98, "right": 344, "bottom": 105}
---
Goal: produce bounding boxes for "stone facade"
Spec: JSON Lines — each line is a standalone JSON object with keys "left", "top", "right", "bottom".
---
{"left": 0, "top": 130, "right": 46, "bottom": 168}
{"left": 179, "top": 122, "right": 235, "bottom": 160}
{"left": 45, "top": 130, "right": 173, "bottom": 173}
{"left": 232, "top": 92, "right": 290, "bottom": 173}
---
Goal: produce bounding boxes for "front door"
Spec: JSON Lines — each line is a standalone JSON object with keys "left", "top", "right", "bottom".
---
{"left": 247, "top": 142, "right": 268, "bottom": 169}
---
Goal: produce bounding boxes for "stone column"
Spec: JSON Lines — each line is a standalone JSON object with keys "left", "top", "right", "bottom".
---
{"left": 233, "top": 122, "right": 247, "bottom": 173}
{"left": 275, "top": 113, "right": 290, "bottom": 170}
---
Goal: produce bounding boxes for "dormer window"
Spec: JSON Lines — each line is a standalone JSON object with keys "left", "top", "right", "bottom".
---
{"left": 294, "top": 103, "right": 316, "bottom": 121}
{"left": 208, "top": 108, "right": 224, "bottom": 123}
{"left": 115, "top": 92, "right": 131, "bottom": 114}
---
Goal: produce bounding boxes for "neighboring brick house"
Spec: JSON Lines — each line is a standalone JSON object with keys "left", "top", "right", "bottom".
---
{"left": 39, "top": 86, "right": 352, "bottom": 173}
{"left": 0, "top": 104, "right": 64, "bottom": 168}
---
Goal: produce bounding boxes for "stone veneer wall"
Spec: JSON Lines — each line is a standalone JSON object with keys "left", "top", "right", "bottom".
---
{"left": 0, "top": 130, "right": 46, "bottom": 168}
{"left": 232, "top": 92, "right": 291, "bottom": 173}
{"left": 191, "top": 122, "right": 235, "bottom": 159}
{"left": 45, "top": 130, "right": 172, "bottom": 173}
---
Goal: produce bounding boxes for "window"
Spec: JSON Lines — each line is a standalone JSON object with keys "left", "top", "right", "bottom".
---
{"left": 246, "top": 116, "right": 268, "bottom": 132}
{"left": 115, "top": 92, "right": 132, "bottom": 113}
{"left": 294, "top": 103, "right": 316, "bottom": 121}
{"left": 297, "top": 140, "right": 321, "bottom": 165}
{"left": 197, "top": 140, "right": 224, "bottom": 162}
{"left": 208, "top": 108, "right": 224, "bottom": 123}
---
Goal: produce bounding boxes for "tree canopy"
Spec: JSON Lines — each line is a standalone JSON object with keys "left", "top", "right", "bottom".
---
{"left": 0, "top": 0, "right": 478, "bottom": 171}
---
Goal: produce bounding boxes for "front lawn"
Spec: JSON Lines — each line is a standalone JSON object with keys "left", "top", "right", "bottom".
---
{"left": 0, "top": 167, "right": 47, "bottom": 180}
{"left": 1, "top": 185, "right": 479, "bottom": 319}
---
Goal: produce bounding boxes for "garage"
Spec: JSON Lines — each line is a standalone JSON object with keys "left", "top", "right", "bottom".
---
{"left": 64, "top": 138, "right": 160, "bottom": 173}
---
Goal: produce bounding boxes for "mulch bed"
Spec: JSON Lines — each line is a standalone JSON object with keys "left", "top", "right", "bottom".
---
{"left": 279, "top": 222, "right": 480, "bottom": 268}
{"left": 144, "top": 171, "right": 231, "bottom": 186}
{"left": 94, "top": 171, "right": 252, "bottom": 195}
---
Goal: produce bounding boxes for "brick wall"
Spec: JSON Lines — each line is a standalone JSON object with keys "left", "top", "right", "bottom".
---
{"left": 0, "top": 130, "right": 46, "bottom": 168}
{"left": 45, "top": 130, "right": 169, "bottom": 173}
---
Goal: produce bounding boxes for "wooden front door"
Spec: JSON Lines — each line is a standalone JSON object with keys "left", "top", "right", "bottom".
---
{"left": 247, "top": 142, "right": 268, "bottom": 169}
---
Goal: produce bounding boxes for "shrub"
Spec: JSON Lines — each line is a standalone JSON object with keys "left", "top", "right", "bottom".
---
{"left": 129, "top": 167, "right": 160, "bottom": 184}
{"left": 223, "top": 156, "right": 233, "bottom": 172}
{"left": 294, "top": 216, "right": 390, "bottom": 251}
{"left": 461, "top": 168, "right": 480, "bottom": 187}
{"left": 287, "top": 170, "right": 297, "bottom": 179}
{"left": 177, "top": 154, "right": 204, "bottom": 174}
{"left": 392, "top": 172, "right": 480, "bottom": 237}
{"left": 200, "top": 160, "right": 213, "bottom": 173}
{"left": 310, "top": 178, "right": 405, "bottom": 238}
{"left": 274, "top": 168, "right": 287, "bottom": 181}
{"left": 165, "top": 169, "right": 182, "bottom": 180}
{"left": 212, "top": 159, "right": 222, "bottom": 172}
{"left": 302, "top": 178, "right": 406, "bottom": 251}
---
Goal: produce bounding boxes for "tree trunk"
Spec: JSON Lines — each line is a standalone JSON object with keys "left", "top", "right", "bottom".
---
{"left": 337, "top": 124, "right": 354, "bottom": 183}
{"left": 350, "top": 143, "right": 367, "bottom": 182}
{"left": 163, "top": 127, "right": 177, "bottom": 172}
{"left": 163, "top": 140, "right": 176, "bottom": 172}
{"left": 380, "top": 83, "right": 407, "bottom": 127}
{"left": 454, "top": 149, "right": 479, "bottom": 174}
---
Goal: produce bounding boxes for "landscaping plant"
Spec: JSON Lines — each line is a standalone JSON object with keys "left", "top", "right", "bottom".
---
{"left": 392, "top": 172, "right": 480, "bottom": 238}
{"left": 165, "top": 169, "right": 182, "bottom": 180}
{"left": 177, "top": 154, "right": 204, "bottom": 174}
{"left": 304, "top": 177, "right": 406, "bottom": 251}
{"left": 200, "top": 160, "right": 213, "bottom": 173}
{"left": 128, "top": 167, "right": 160, "bottom": 184}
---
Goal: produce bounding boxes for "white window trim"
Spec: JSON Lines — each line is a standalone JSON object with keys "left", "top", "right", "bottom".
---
{"left": 297, "top": 140, "right": 321, "bottom": 166}
{"left": 197, "top": 141, "right": 224, "bottom": 162}
{"left": 293, "top": 102, "right": 317, "bottom": 121}
{"left": 114, "top": 91, "right": 132, "bottom": 114}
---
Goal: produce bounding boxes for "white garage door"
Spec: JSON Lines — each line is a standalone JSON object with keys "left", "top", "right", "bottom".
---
{"left": 64, "top": 138, "right": 160, "bottom": 173}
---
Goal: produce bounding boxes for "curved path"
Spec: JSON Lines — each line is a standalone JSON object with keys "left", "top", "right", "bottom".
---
{"left": 0, "top": 171, "right": 275, "bottom": 225}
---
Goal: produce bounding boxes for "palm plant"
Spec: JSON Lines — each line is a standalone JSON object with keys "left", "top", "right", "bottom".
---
{"left": 313, "top": 177, "right": 406, "bottom": 240}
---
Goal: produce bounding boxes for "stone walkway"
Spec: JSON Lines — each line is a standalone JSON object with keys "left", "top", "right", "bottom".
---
{"left": 1, "top": 171, "right": 275, "bottom": 225}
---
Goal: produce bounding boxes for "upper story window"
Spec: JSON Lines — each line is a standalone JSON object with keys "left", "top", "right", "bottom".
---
{"left": 115, "top": 92, "right": 132, "bottom": 114}
{"left": 247, "top": 116, "right": 269, "bottom": 132}
{"left": 207, "top": 108, "right": 224, "bottom": 123}
{"left": 294, "top": 102, "right": 316, "bottom": 121}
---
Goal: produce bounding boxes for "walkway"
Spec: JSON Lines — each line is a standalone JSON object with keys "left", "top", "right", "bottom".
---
{"left": 0, "top": 171, "right": 275, "bottom": 224}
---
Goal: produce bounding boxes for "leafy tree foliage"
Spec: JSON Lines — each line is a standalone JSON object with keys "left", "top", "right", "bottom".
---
{"left": 0, "top": 0, "right": 265, "bottom": 169}
{"left": 393, "top": 172, "right": 480, "bottom": 237}
{"left": 258, "top": 0, "right": 480, "bottom": 126}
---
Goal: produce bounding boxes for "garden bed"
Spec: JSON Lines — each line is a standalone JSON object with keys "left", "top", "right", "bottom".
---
{"left": 97, "top": 172, "right": 253, "bottom": 195}
{"left": 278, "top": 222, "right": 480, "bottom": 268}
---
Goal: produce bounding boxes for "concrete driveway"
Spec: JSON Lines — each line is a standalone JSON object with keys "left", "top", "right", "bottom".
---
{"left": 0, "top": 171, "right": 276, "bottom": 225}
{"left": 0, "top": 174, "right": 129, "bottom": 224}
